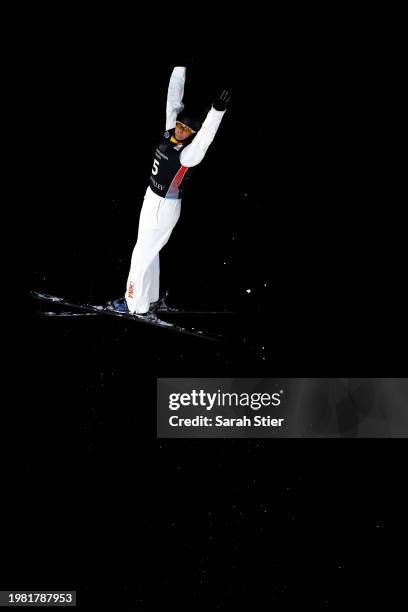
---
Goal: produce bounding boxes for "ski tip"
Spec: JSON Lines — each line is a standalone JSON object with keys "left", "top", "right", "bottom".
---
{"left": 30, "top": 291, "right": 64, "bottom": 303}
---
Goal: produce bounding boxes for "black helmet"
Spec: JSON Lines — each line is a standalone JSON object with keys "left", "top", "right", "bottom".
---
{"left": 176, "top": 110, "right": 204, "bottom": 133}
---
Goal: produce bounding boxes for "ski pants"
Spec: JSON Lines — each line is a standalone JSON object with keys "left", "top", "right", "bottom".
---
{"left": 125, "top": 186, "right": 181, "bottom": 313}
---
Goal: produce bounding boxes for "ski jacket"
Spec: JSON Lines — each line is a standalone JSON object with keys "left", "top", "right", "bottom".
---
{"left": 149, "top": 67, "right": 226, "bottom": 199}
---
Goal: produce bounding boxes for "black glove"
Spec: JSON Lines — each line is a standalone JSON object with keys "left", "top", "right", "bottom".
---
{"left": 213, "top": 89, "right": 231, "bottom": 111}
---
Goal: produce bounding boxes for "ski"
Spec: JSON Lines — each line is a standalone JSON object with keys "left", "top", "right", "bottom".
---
{"left": 38, "top": 306, "right": 234, "bottom": 316}
{"left": 156, "top": 306, "right": 235, "bottom": 315}
{"left": 38, "top": 310, "right": 97, "bottom": 317}
{"left": 31, "top": 292, "right": 222, "bottom": 342}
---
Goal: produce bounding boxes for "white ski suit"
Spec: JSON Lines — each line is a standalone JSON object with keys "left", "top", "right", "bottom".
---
{"left": 125, "top": 67, "right": 226, "bottom": 313}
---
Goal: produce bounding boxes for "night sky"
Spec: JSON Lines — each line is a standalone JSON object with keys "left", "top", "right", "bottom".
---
{"left": 4, "top": 10, "right": 407, "bottom": 610}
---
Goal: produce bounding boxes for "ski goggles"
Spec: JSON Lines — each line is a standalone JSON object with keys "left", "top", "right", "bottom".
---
{"left": 175, "top": 121, "right": 196, "bottom": 135}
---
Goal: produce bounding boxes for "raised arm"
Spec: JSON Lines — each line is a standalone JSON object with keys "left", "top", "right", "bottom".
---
{"left": 166, "top": 67, "right": 186, "bottom": 131}
{"left": 180, "top": 89, "right": 231, "bottom": 168}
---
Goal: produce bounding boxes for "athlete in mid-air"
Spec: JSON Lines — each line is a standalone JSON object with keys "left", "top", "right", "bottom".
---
{"left": 110, "top": 64, "right": 231, "bottom": 317}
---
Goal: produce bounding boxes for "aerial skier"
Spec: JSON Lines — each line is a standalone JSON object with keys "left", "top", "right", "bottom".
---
{"left": 109, "top": 64, "right": 231, "bottom": 317}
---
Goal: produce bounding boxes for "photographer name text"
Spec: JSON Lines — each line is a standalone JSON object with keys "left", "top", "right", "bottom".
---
{"left": 168, "top": 415, "right": 284, "bottom": 428}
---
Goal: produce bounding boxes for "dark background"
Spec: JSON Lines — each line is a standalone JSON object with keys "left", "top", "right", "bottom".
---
{"left": 4, "top": 8, "right": 406, "bottom": 609}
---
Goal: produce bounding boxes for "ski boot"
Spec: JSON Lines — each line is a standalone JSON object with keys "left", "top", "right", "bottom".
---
{"left": 107, "top": 297, "right": 129, "bottom": 313}
{"left": 150, "top": 290, "right": 172, "bottom": 312}
{"left": 107, "top": 297, "right": 158, "bottom": 320}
